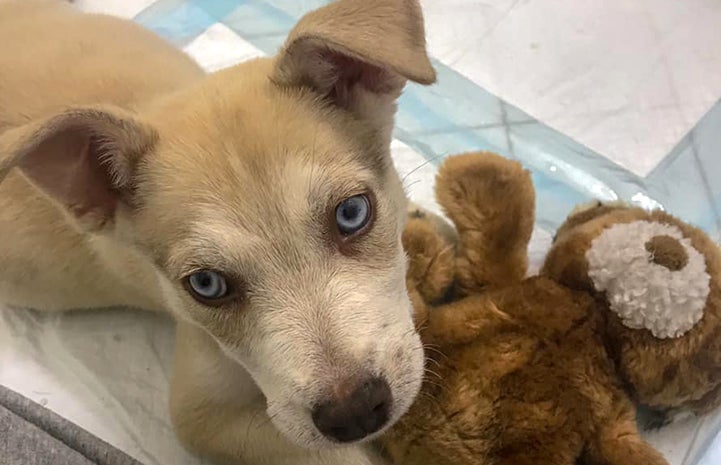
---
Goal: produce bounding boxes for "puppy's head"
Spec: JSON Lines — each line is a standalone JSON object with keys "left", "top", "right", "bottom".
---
{"left": 0, "top": 0, "right": 436, "bottom": 449}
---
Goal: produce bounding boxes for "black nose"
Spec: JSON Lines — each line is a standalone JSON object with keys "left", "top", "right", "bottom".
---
{"left": 311, "top": 377, "right": 392, "bottom": 443}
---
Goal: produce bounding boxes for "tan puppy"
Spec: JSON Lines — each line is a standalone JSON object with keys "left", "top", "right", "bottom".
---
{"left": 0, "top": 1, "right": 436, "bottom": 464}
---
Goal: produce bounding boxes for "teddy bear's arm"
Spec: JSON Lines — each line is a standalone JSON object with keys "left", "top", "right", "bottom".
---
{"left": 434, "top": 152, "right": 535, "bottom": 295}
{"left": 421, "top": 295, "right": 513, "bottom": 347}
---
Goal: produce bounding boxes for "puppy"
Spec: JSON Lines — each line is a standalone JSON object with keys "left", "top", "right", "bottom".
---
{"left": 0, "top": 1, "right": 436, "bottom": 464}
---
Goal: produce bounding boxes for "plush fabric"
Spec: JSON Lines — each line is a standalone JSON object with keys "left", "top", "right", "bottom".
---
{"left": 586, "top": 220, "right": 710, "bottom": 338}
{"left": 383, "top": 152, "right": 721, "bottom": 465}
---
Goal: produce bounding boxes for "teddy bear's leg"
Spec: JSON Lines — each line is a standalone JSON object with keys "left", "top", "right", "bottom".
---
{"left": 402, "top": 216, "right": 456, "bottom": 333}
{"left": 492, "top": 438, "right": 581, "bottom": 465}
{"left": 637, "top": 404, "right": 675, "bottom": 430}
{"left": 407, "top": 201, "right": 459, "bottom": 247}
{"left": 434, "top": 152, "right": 535, "bottom": 295}
{"left": 403, "top": 216, "right": 456, "bottom": 304}
{"left": 583, "top": 399, "right": 669, "bottom": 465}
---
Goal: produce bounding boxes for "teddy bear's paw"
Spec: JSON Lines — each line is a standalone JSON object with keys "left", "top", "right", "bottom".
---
{"left": 637, "top": 405, "right": 674, "bottom": 431}
{"left": 435, "top": 152, "right": 535, "bottom": 240}
{"left": 407, "top": 202, "right": 459, "bottom": 247}
{"left": 403, "top": 217, "right": 455, "bottom": 303}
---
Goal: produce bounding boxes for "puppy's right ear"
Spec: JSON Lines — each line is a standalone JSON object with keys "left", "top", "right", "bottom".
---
{"left": 0, "top": 106, "right": 157, "bottom": 232}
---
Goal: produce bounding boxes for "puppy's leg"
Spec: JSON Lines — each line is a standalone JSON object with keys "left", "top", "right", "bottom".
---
{"left": 434, "top": 152, "right": 535, "bottom": 294}
{"left": 169, "top": 321, "right": 385, "bottom": 465}
{"left": 0, "top": 173, "right": 164, "bottom": 312}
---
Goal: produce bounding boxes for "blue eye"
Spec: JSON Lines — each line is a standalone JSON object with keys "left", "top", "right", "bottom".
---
{"left": 335, "top": 194, "right": 371, "bottom": 236}
{"left": 186, "top": 270, "right": 229, "bottom": 302}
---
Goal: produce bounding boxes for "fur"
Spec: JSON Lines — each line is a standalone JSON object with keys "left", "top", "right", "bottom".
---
{"left": 0, "top": 1, "right": 437, "bottom": 464}
{"left": 380, "top": 152, "right": 714, "bottom": 465}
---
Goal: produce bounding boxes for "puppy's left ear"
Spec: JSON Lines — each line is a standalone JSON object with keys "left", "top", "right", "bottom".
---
{"left": 273, "top": 0, "right": 436, "bottom": 127}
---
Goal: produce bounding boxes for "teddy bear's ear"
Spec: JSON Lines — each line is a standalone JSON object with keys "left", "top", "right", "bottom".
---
{"left": 584, "top": 220, "right": 711, "bottom": 339}
{"left": 541, "top": 235, "right": 596, "bottom": 293}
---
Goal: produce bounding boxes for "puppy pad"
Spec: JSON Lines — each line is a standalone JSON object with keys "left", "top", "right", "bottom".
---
{"left": 2, "top": 1, "right": 720, "bottom": 464}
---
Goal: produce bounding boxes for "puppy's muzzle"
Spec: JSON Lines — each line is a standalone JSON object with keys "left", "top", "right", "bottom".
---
{"left": 311, "top": 376, "right": 392, "bottom": 443}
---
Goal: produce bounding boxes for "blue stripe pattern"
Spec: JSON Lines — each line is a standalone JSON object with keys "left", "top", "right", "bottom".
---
{"left": 134, "top": 0, "right": 720, "bottom": 240}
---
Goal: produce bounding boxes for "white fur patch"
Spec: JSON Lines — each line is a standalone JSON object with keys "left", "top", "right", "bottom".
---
{"left": 586, "top": 221, "right": 711, "bottom": 338}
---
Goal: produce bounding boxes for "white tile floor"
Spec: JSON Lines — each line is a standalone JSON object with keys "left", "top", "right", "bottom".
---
{"left": 421, "top": 0, "right": 721, "bottom": 176}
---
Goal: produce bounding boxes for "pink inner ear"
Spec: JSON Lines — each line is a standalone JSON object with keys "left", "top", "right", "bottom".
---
{"left": 323, "top": 51, "right": 400, "bottom": 106}
{"left": 20, "top": 128, "right": 119, "bottom": 221}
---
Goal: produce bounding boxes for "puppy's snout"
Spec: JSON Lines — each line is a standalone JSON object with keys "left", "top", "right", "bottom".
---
{"left": 311, "top": 377, "right": 392, "bottom": 443}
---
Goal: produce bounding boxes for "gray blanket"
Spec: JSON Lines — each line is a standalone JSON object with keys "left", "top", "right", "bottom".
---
{"left": 0, "top": 385, "right": 143, "bottom": 465}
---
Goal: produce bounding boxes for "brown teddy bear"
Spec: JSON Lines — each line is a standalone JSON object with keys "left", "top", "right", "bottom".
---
{"left": 382, "top": 151, "right": 721, "bottom": 465}
{"left": 543, "top": 201, "right": 721, "bottom": 422}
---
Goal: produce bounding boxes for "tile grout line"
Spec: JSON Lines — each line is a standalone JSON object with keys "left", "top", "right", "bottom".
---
{"left": 689, "top": 130, "right": 721, "bottom": 234}
{"left": 500, "top": 100, "right": 516, "bottom": 158}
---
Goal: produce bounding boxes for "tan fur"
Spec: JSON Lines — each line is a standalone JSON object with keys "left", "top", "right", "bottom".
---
{"left": 383, "top": 152, "right": 671, "bottom": 465}
{"left": 0, "top": 1, "right": 436, "bottom": 464}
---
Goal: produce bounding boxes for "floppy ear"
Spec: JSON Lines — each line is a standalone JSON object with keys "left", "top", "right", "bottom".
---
{"left": 0, "top": 106, "right": 157, "bottom": 232}
{"left": 272, "top": 0, "right": 436, "bottom": 125}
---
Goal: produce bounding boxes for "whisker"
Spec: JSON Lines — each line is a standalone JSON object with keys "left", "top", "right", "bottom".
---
{"left": 255, "top": 410, "right": 280, "bottom": 431}
{"left": 423, "top": 367, "right": 443, "bottom": 380}
{"left": 402, "top": 179, "right": 422, "bottom": 194}
{"left": 426, "top": 356, "right": 441, "bottom": 368}
{"left": 400, "top": 154, "right": 446, "bottom": 184}
{"left": 423, "top": 345, "right": 448, "bottom": 361}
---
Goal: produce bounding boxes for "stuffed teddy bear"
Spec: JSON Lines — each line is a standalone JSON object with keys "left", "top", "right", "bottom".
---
{"left": 382, "top": 151, "right": 721, "bottom": 465}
